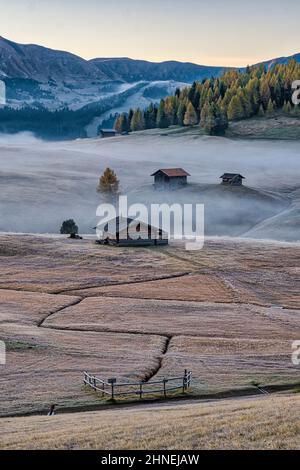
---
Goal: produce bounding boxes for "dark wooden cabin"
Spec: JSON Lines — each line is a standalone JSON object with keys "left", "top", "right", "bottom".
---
{"left": 96, "top": 217, "right": 168, "bottom": 247}
{"left": 100, "top": 129, "right": 117, "bottom": 138}
{"left": 152, "top": 168, "right": 190, "bottom": 189}
{"left": 220, "top": 173, "right": 245, "bottom": 186}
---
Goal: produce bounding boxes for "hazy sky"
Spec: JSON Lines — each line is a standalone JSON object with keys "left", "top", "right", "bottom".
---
{"left": 1, "top": 0, "right": 300, "bottom": 66}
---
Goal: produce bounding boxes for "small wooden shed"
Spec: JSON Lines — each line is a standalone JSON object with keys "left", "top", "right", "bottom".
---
{"left": 152, "top": 168, "right": 190, "bottom": 189}
{"left": 220, "top": 173, "right": 245, "bottom": 186}
{"left": 96, "top": 217, "right": 168, "bottom": 247}
{"left": 100, "top": 129, "right": 117, "bottom": 138}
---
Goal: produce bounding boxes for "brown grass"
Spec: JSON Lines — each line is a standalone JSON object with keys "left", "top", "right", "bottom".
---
{"left": 0, "top": 309, "right": 166, "bottom": 416}
{"left": 1, "top": 234, "right": 299, "bottom": 418}
{"left": 1, "top": 394, "right": 299, "bottom": 449}
{"left": 0, "top": 235, "right": 191, "bottom": 293}
{"left": 44, "top": 297, "right": 299, "bottom": 339}
{"left": 70, "top": 274, "right": 234, "bottom": 302}
{"left": 0, "top": 289, "right": 80, "bottom": 325}
{"left": 164, "top": 241, "right": 300, "bottom": 308}
{"left": 160, "top": 336, "right": 299, "bottom": 393}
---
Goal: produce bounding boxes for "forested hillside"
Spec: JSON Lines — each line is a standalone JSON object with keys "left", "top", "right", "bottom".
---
{"left": 115, "top": 61, "right": 300, "bottom": 136}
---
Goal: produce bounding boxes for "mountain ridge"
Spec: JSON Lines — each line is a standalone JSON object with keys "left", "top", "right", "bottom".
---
{"left": 1, "top": 36, "right": 299, "bottom": 84}
{"left": 0, "top": 36, "right": 299, "bottom": 138}
{"left": 0, "top": 36, "right": 228, "bottom": 83}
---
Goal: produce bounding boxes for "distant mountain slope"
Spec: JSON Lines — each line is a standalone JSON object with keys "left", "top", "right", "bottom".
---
{"left": 0, "top": 36, "right": 299, "bottom": 138}
{"left": 0, "top": 36, "right": 107, "bottom": 82}
{"left": 0, "top": 36, "right": 229, "bottom": 119}
{"left": 90, "top": 57, "right": 226, "bottom": 83}
{"left": 0, "top": 36, "right": 227, "bottom": 84}
{"left": 261, "top": 52, "right": 300, "bottom": 68}
{"left": 1, "top": 35, "right": 299, "bottom": 88}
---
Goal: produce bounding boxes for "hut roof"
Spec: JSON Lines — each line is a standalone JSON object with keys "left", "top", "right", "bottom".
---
{"left": 151, "top": 168, "right": 190, "bottom": 177}
{"left": 220, "top": 173, "right": 245, "bottom": 179}
{"left": 97, "top": 217, "right": 168, "bottom": 238}
{"left": 100, "top": 129, "right": 117, "bottom": 133}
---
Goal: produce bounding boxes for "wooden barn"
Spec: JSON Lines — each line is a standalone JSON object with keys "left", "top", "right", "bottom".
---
{"left": 96, "top": 217, "right": 168, "bottom": 247}
{"left": 100, "top": 129, "right": 117, "bottom": 138}
{"left": 152, "top": 168, "right": 190, "bottom": 189}
{"left": 220, "top": 173, "right": 245, "bottom": 186}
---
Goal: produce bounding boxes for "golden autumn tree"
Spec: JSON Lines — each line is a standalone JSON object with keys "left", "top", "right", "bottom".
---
{"left": 97, "top": 168, "right": 120, "bottom": 200}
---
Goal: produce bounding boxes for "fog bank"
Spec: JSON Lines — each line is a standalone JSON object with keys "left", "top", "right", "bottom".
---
{"left": 0, "top": 131, "right": 299, "bottom": 241}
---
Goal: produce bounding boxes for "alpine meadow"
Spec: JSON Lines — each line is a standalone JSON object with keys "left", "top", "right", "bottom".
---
{"left": 0, "top": 0, "right": 300, "bottom": 459}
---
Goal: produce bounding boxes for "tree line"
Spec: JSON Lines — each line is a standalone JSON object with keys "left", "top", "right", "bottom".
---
{"left": 114, "top": 60, "right": 300, "bottom": 136}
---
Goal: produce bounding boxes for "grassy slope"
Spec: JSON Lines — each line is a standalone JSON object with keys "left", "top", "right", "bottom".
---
{"left": 1, "top": 394, "right": 299, "bottom": 450}
{"left": 227, "top": 114, "right": 300, "bottom": 140}
{"left": 147, "top": 114, "right": 300, "bottom": 140}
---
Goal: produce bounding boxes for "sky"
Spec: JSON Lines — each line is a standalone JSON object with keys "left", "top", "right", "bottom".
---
{"left": 0, "top": 0, "right": 300, "bottom": 66}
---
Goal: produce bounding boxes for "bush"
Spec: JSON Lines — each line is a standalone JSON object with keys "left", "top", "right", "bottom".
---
{"left": 60, "top": 219, "right": 79, "bottom": 236}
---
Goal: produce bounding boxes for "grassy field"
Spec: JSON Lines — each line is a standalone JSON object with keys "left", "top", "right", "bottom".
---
{"left": 1, "top": 394, "right": 299, "bottom": 450}
{"left": 0, "top": 235, "right": 189, "bottom": 293}
{"left": 0, "top": 234, "right": 299, "bottom": 421}
{"left": 138, "top": 115, "right": 300, "bottom": 141}
{"left": 228, "top": 115, "right": 300, "bottom": 140}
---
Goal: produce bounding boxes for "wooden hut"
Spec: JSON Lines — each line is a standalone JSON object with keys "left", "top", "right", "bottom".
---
{"left": 152, "top": 168, "right": 190, "bottom": 189}
{"left": 96, "top": 217, "right": 168, "bottom": 247}
{"left": 100, "top": 129, "right": 117, "bottom": 138}
{"left": 220, "top": 173, "right": 245, "bottom": 186}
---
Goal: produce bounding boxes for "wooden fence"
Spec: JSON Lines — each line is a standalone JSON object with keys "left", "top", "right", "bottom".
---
{"left": 83, "top": 370, "right": 192, "bottom": 400}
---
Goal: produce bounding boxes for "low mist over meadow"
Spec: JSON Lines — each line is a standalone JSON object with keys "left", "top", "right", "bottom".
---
{"left": 0, "top": 130, "right": 299, "bottom": 241}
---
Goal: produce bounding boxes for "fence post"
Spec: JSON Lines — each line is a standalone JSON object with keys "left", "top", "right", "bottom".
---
{"left": 93, "top": 377, "right": 97, "bottom": 391}
{"left": 184, "top": 369, "right": 188, "bottom": 392}
{"left": 108, "top": 378, "right": 117, "bottom": 400}
{"left": 102, "top": 381, "right": 105, "bottom": 397}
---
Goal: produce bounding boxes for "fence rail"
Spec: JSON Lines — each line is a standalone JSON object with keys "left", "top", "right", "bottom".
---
{"left": 84, "top": 370, "right": 192, "bottom": 400}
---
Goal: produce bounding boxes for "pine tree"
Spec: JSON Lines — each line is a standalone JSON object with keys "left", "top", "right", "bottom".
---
{"left": 239, "top": 89, "right": 252, "bottom": 118}
{"left": 188, "top": 82, "right": 198, "bottom": 108}
{"left": 266, "top": 99, "right": 275, "bottom": 115}
{"left": 283, "top": 101, "right": 292, "bottom": 114}
{"left": 200, "top": 101, "right": 210, "bottom": 128}
{"left": 127, "top": 109, "right": 134, "bottom": 130}
{"left": 144, "top": 103, "right": 157, "bottom": 129}
{"left": 130, "top": 109, "right": 145, "bottom": 131}
{"left": 97, "top": 168, "right": 119, "bottom": 197}
{"left": 164, "top": 96, "right": 178, "bottom": 126}
{"left": 227, "top": 95, "right": 245, "bottom": 120}
{"left": 114, "top": 115, "right": 122, "bottom": 133}
{"left": 258, "top": 104, "right": 265, "bottom": 117}
{"left": 183, "top": 102, "right": 198, "bottom": 126}
{"left": 245, "top": 78, "right": 260, "bottom": 114}
{"left": 177, "top": 101, "right": 187, "bottom": 126}
{"left": 260, "top": 79, "right": 271, "bottom": 110}
{"left": 201, "top": 102, "right": 228, "bottom": 136}
{"left": 156, "top": 100, "right": 168, "bottom": 128}
{"left": 114, "top": 113, "right": 128, "bottom": 133}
